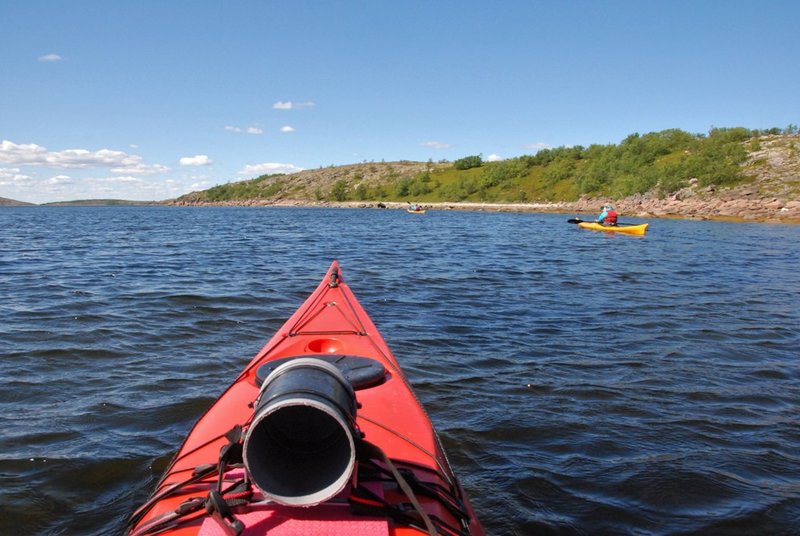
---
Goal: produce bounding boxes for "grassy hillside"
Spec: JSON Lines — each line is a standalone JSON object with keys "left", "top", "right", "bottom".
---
{"left": 173, "top": 127, "right": 800, "bottom": 205}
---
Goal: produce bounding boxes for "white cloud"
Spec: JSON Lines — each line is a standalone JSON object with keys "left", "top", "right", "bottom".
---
{"left": 111, "top": 162, "right": 169, "bottom": 175}
{"left": 38, "top": 53, "right": 62, "bottom": 62}
{"left": 0, "top": 167, "right": 21, "bottom": 176}
{"left": 280, "top": 126, "right": 295, "bottom": 133}
{"left": 0, "top": 140, "right": 46, "bottom": 164}
{"left": 272, "top": 101, "right": 315, "bottom": 110}
{"left": 0, "top": 167, "right": 33, "bottom": 185}
{"left": 106, "top": 175, "right": 144, "bottom": 183}
{"left": 239, "top": 162, "right": 304, "bottom": 176}
{"left": 58, "top": 148, "right": 132, "bottom": 167}
{"left": 486, "top": 154, "right": 501, "bottom": 162}
{"left": 420, "top": 141, "right": 452, "bottom": 150}
{"left": 0, "top": 162, "right": 210, "bottom": 204}
{"left": 522, "top": 142, "right": 552, "bottom": 152}
{"left": 179, "top": 155, "right": 212, "bottom": 166}
{"left": 190, "top": 181, "right": 211, "bottom": 190}
{"left": 225, "top": 125, "right": 264, "bottom": 135}
{"left": 0, "top": 140, "right": 168, "bottom": 174}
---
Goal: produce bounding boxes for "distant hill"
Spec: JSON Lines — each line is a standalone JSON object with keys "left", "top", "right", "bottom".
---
{"left": 0, "top": 197, "right": 159, "bottom": 206}
{"left": 169, "top": 129, "right": 800, "bottom": 222}
{"left": 41, "top": 199, "right": 160, "bottom": 206}
{"left": 172, "top": 160, "right": 443, "bottom": 206}
{"left": 0, "top": 196, "right": 34, "bottom": 206}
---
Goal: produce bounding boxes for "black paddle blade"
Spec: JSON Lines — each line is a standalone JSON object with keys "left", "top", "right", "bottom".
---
{"left": 567, "top": 218, "right": 583, "bottom": 224}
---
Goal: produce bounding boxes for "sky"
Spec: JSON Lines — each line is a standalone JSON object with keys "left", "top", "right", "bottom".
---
{"left": 1, "top": 1, "right": 798, "bottom": 204}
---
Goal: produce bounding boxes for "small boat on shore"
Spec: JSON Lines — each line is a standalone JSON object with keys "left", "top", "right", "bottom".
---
{"left": 127, "top": 261, "right": 484, "bottom": 535}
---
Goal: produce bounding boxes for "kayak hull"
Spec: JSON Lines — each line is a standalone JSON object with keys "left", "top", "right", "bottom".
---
{"left": 578, "top": 222, "right": 649, "bottom": 235}
{"left": 128, "top": 261, "right": 483, "bottom": 535}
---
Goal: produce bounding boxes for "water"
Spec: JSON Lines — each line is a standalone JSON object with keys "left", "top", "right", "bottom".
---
{"left": 1, "top": 206, "right": 798, "bottom": 535}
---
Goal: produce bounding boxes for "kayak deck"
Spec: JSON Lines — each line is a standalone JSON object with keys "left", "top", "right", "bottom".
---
{"left": 578, "top": 221, "right": 649, "bottom": 235}
{"left": 128, "top": 261, "right": 483, "bottom": 535}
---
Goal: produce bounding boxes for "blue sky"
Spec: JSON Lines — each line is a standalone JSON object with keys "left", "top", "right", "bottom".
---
{"left": 1, "top": 1, "right": 798, "bottom": 204}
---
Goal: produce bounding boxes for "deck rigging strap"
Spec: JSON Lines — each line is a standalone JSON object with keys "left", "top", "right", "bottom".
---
{"left": 357, "top": 440, "right": 438, "bottom": 535}
{"left": 128, "top": 426, "right": 251, "bottom": 536}
{"left": 129, "top": 426, "right": 469, "bottom": 536}
{"left": 353, "top": 440, "right": 472, "bottom": 536}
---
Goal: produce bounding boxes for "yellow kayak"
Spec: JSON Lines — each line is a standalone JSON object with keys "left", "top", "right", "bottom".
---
{"left": 578, "top": 222, "right": 649, "bottom": 235}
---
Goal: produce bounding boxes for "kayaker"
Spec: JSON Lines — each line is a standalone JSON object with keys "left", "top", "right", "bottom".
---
{"left": 597, "top": 204, "right": 618, "bottom": 226}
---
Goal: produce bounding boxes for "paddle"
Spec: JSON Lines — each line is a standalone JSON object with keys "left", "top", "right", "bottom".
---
{"left": 567, "top": 217, "right": 640, "bottom": 227}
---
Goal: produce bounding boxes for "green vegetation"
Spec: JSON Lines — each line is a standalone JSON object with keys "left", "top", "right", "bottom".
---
{"left": 453, "top": 154, "right": 483, "bottom": 170}
{"left": 331, "top": 180, "right": 348, "bottom": 201}
{"left": 179, "top": 127, "right": 799, "bottom": 205}
{"left": 204, "top": 175, "right": 287, "bottom": 201}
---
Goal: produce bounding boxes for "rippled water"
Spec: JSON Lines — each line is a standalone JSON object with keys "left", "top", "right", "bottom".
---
{"left": 1, "top": 206, "right": 798, "bottom": 535}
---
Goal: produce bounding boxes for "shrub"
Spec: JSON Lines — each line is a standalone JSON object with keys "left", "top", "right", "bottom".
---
{"left": 541, "top": 158, "right": 576, "bottom": 185}
{"left": 453, "top": 154, "right": 483, "bottom": 170}
{"left": 331, "top": 180, "right": 348, "bottom": 201}
{"left": 394, "top": 178, "right": 412, "bottom": 197}
{"left": 481, "top": 158, "right": 531, "bottom": 188}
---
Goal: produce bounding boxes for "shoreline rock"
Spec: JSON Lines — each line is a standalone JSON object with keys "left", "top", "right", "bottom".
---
{"left": 169, "top": 195, "right": 800, "bottom": 224}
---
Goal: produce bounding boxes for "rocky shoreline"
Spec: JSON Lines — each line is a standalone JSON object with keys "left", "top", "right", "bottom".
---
{"left": 171, "top": 192, "right": 800, "bottom": 224}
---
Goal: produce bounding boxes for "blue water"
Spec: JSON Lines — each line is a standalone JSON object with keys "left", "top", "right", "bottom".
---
{"left": 1, "top": 206, "right": 798, "bottom": 535}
